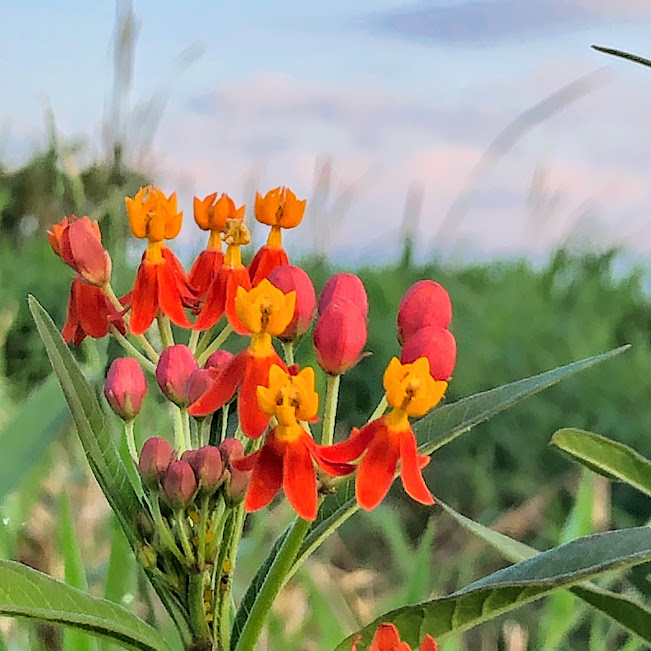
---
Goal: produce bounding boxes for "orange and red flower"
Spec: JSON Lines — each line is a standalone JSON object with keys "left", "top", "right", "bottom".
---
{"left": 125, "top": 186, "right": 196, "bottom": 335}
{"left": 321, "top": 357, "right": 447, "bottom": 510}
{"left": 232, "top": 364, "right": 355, "bottom": 520}
{"left": 351, "top": 623, "right": 437, "bottom": 651}
{"left": 188, "top": 279, "right": 296, "bottom": 438}
{"left": 193, "top": 213, "right": 252, "bottom": 333}
{"left": 189, "top": 193, "right": 244, "bottom": 298}
{"left": 248, "top": 187, "right": 306, "bottom": 285}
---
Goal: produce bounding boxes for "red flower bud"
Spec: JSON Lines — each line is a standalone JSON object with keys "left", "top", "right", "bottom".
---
{"left": 156, "top": 345, "right": 199, "bottom": 407}
{"left": 182, "top": 446, "right": 223, "bottom": 493}
{"left": 318, "top": 273, "right": 368, "bottom": 318}
{"left": 400, "top": 326, "right": 456, "bottom": 381}
{"left": 397, "top": 280, "right": 452, "bottom": 346}
{"left": 268, "top": 265, "right": 316, "bottom": 341}
{"left": 186, "top": 368, "right": 216, "bottom": 406}
{"left": 60, "top": 217, "right": 112, "bottom": 286}
{"left": 163, "top": 460, "right": 198, "bottom": 509}
{"left": 104, "top": 358, "right": 148, "bottom": 421}
{"left": 138, "top": 437, "right": 176, "bottom": 489}
{"left": 219, "top": 438, "right": 251, "bottom": 504}
{"left": 204, "top": 349, "right": 235, "bottom": 373}
{"left": 313, "top": 298, "right": 367, "bottom": 375}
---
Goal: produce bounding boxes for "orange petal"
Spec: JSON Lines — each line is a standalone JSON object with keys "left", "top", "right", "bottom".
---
{"left": 225, "top": 266, "right": 252, "bottom": 334}
{"left": 76, "top": 284, "right": 110, "bottom": 338}
{"left": 304, "top": 436, "right": 356, "bottom": 477}
{"left": 189, "top": 249, "right": 224, "bottom": 297}
{"left": 399, "top": 429, "right": 434, "bottom": 506}
{"left": 231, "top": 450, "right": 260, "bottom": 472}
{"left": 158, "top": 259, "right": 192, "bottom": 327}
{"left": 130, "top": 260, "right": 159, "bottom": 335}
{"left": 188, "top": 351, "right": 248, "bottom": 416}
{"left": 283, "top": 434, "right": 318, "bottom": 520}
{"left": 193, "top": 268, "right": 227, "bottom": 330}
{"left": 62, "top": 282, "right": 85, "bottom": 345}
{"left": 420, "top": 635, "right": 438, "bottom": 651}
{"left": 162, "top": 248, "right": 198, "bottom": 306}
{"left": 355, "top": 423, "right": 400, "bottom": 511}
{"left": 318, "top": 421, "right": 379, "bottom": 463}
{"left": 249, "top": 245, "right": 289, "bottom": 286}
{"left": 370, "top": 623, "right": 406, "bottom": 650}
{"left": 244, "top": 439, "right": 283, "bottom": 512}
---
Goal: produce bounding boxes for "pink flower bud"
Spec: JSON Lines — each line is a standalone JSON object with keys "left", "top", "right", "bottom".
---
{"left": 186, "top": 368, "right": 216, "bottom": 406}
{"left": 219, "top": 438, "right": 251, "bottom": 504}
{"left": 163, "top": 460, "right": 198, "bottom": 509}
{"left": 318, "top": 273, "right": 368, "bottom": 319}
{"left": 104, "top": 358, "right": 148, "bottom": 421}
{"left": 400, "top": 326, "right": 456, "bottom": 381}
{"left": 60, "top": 217, "right": 112, "bottom": 286}
{"left": 397, "top": 280, "right": 452, "bottom": 345}
{"left": 182, "top": 446, "right": 223, "bottom": 493}
{"left": 156, "top": 345, "right": 199, "bottom": 407}
{"left": 204, "top": 349, "right": 235, "bottom": 373}
{"left": 138, "top": 437, "right": 176, "bottom": 489}
{"left": 268, "top": 265, "right": 316, "bottom": 341}
{"left": 313, "top": 298, "right": 367, "bottom": 375}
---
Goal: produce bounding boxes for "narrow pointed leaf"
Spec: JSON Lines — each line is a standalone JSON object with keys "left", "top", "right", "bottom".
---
{"left": 592, "top": 45, "right": 651, "bottom": 70}
{"left": 0, "top": 560, "right": 172, "bottom": 651}
{"left": 551, "top": 428, "right": 651, "bottom": 497}
{"left": 337, "top": 527, "right": 651, "bottom": 649}
{"left": 437, "top": 499, "right": 651, "bottom": 645}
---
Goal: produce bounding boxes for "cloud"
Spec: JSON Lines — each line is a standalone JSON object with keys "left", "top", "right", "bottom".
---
{"left": 364, "top": 0, "right": 651, "bottom": 46}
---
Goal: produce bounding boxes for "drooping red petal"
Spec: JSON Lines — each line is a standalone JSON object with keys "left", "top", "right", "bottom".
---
{"left": 193, "top": 266, "right": 227, "bottom": 330}
{"left": 62, "top": 282, "right": 85, "bottom": 345}
{"left": 158, "top": 259, "right": 193, "bottom": 327}
{"left": 231, "top": 450, "right": 260, "bottom": 472}
{"left": 130, "top": 260, "right": 159, "bottom": 335}
{"left": 162, "top": 247, "right": 199, "bottom": 307}
{"left": 420, "top": 634, "right": 438, "bottom": 651}
{"left": 318, "top": 421, "right": 380, "bottom": 463}
{"left": 304, "top": 436, "right": 356, "bottom": 477}
{"left": 370, "top": 623, "right": 407, "bottom": 650}
{"left": 76, "top": 283, "right": 111, "bottom": 338}
{"left": 225, "top": 266, "right": 252, "bottom": 334}
{"left": 283, "top": 433, "right": 318, "bottom": 520}
{"left": 189, "top": 249, "right": 224, "bottom": 298}
{"left": 188, "top": 351, "right": 248, "bottom": 416}
{"left": 238, "top": 352, "right": 286, "bottom": 439}
{"left": 355, "top": 422, "right": 400, "bottom": 511}
{"left": 399, "top": 428, "right": 434, "bottom": 506}
{"left": 249, "top": 245, "right": 289, "bottom": 286}
{"left": 244, "top": 438, "right": 283, "bottom": 512}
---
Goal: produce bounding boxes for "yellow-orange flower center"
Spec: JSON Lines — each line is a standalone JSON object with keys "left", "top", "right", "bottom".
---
{"left": 255, "top": 186, "right": 306, "bottom": 232}
{"left": 223, "top": 217, "right": 251, "bottom": 268}
{"left": 235, "top": 279, "right": 296, "bottom": 337}
{"left": 194, "top": 193, "right": 245, "bottom": 252}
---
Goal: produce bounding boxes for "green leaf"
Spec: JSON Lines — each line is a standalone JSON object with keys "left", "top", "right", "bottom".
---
{"left": 437, "top": 500, "right": 651, "bottom": 645}
{"left": 552, "top": 428, "right": 651, "bottom": 497}
{"left": 0, "top": 560, "right": 172, "bottom": 651}
{"left": 592, "top": 45, "right": 651, "bottom": 70}
{"left": 0, "top": 375, "right": 68, "bottom": 502}
{"left": 338, "top": 527, "right": 651, "bottom": 649}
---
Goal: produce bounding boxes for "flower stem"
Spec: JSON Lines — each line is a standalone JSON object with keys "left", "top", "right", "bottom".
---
{"left": 368, "top": 393, "right": 388, "bottom": 423}
{"left": 197, "top": 495, "right": 210, "bottom": 571}
{"left": 194, "top": 326, "right": 215, "bottom": 358}
{"left": 188, "top": 570, "right": 211, "bottom": 645}
{"left": 157, "top": 314, "right": 175, "bottom": 349}
{"left": 124, "top": 419, "right": 138, "bottom": 462}
{"left": 200, "top": 415, "right": 213, "bottom": 447}
{"left": 175, "top": 511, "right": 196, "bottom": 565}
{"left": 151, "top": 496, "right": 187, "bottom": 567}
{"left": 197, "top": 325, "right": 234, "bottom": 366}
{"left": 109, "top": 324, "right": 157, "bottom": 374}
{"left": 282, "top": 341, "right": 295, "bottom": 366}
{"left": 220, "top": 404, "right": 229, "bottom": 442}
{"left": 181, "top": 408, "right": 193, "bottom": 449}
{"left": 188, "top": 329, "right": 201, "bottom": 354}
{"left": 233, "top": 516, "right": 311, "bottom": 651}
{"left": 174, "top": 406, "right": 190, "bottom": 454}
{"left": 321, "top": 373, "right": 341, "bottom": 446}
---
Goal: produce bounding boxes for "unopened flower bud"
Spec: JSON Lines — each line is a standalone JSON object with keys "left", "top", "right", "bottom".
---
{"left": 397, "top": 280, "right": 452, "bottom": 346}
{"left": 138, "top": 437, "right": 176, "bottom": 489}
{"left": 400, "top": 326, "right": 456, "bottom": 381}
{"left": 183, "top": 446, "right": 223, "bottom": 493}
{"left": 204, "top": 349, "right": 235, "bottom": 373}
{"left": 163, "top": 460, "right": 198, "bottom": 509}
{"left": 313, "top": 298, "right": 367, "bottom": 375}
{"left": 156, "top": 345, "right": 199, "bottom": 407}
{"left": 104, "top": 358, "right": 148, "bottom": 421}
{"left": 318, "top": 273, "right": 368, "bottom": 319}
{"left": 219, "top": 438, "right": 251, "bottom": 504}
{"left": 60, "top": 217, "right": 112, "bottom": 286}
{"left": 186, "top": 369, "right": 216, "bottom": 406}
{"left": 268, "top": 265, "right": 316, "bottom": 341}
{"left": 136, "top": 543, "right": 158, "bottom": 570}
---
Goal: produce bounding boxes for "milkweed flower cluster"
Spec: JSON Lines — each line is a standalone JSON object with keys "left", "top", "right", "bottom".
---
{"left": 47, "top": 184, "right": 456, "bottom": 645}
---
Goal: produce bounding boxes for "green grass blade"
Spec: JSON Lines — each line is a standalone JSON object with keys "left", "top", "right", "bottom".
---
{"left": 552, "top": 428, "right": 651, "bottom": 497}
{"left": 0, "top": 560, "right": 172, "bottom": 651}
{"left": 337, "top": 527, "right": 651, "bottom": 649}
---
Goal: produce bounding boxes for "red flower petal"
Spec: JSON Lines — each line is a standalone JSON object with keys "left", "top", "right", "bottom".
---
{"left": 158, "top": 259, "right": 192, "bottom": 327}
{"left": 130, "top": 260, "right": 159, "bottom": 335}
{"left": 188, "top": 351, "right": 248, "bottom": 416}
{"left": 399, "top": 429, "right": 434, "bottom": 506}
{"left": 189, "top": 249, "right": 224, "bottom": 298}
{"left": 231, "top": 450, "right": 260, "bottom": 472}
{"left": 225, "top": 266, "right": 252, "bottom": 334}
{"left": 76, "top": 283, "right": 111, "bottom": 338}
{"left": 305, "top": 437, "right": 356, "bottom": 477}
{"left": 370, "top": 623, "right": 408, "bottom": 650}
{"left": 355, "top": 422, "right": 400, "bottom": 511}
{"left": 162, "top": 248, "right": 198, "bottom": 307}
{"left": 193, "top": 267, "right": 227, "bottom": 330}
{"left": 318, "top": 422, "right": 379, "bottom": 463}
{"left": 244, "top": 439, "right": 283, "bottom": 512}
{"left": 249, "top": 245, "right": 289, "bottom": 286}
{"left": 62, "top": 283, "right": 85, "bottom": 345}
{"left": 283, "top": 434, "right": 318, "bottom": 520}
{"left": 420, "top": 635, "right": 438, "bottom": 651}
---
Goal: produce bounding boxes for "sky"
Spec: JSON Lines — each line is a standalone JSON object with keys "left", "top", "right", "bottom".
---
{"left": 2, "top": 0, "right": 651, "bottom": 264}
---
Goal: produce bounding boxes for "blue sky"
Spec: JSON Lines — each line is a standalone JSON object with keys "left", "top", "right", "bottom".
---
{"left": 2, "top": 1, "right": 651, "bottom": 262}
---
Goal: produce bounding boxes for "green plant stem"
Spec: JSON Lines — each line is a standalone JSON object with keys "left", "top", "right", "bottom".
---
{"left": 368, "top": 393, "right": 388, "bottom": 423}
{"left": 201, "top": 415, "right": 214, "bottom": 447}
{"left": 195, "top": 326, "right": 215, "bottom": 358}
{"left": 175, "top": 511, "right": 196, "bottom": 565}
{"left": 207, "top": 500, "right": 228, "bottom": 562}
{"left": 234, "top": 516, "right": 311, "bottom": 651}
{"left": 197, "top": 495, "right": 210, "bottom": 571}
{"left": 197, "top": 325, "right": 234, "bottom": 366}
{"left": 321, "top": 373, "right": 341, "bottom": 446}
{"left": 174, "top": 406, "right": 190, "bottom": 454}
{"left": 108, "top": 324, "right": 157, "bottom": 373}
{"left": 181, "top": 408, "right": 193, "bottom": 449}
{"left": 124, "top": 420, "right": 138, "bottom": 462}
{"left": 282, "top": 341, "right": 295, "bottom": 365}
{"left": 157, "top": 314, "right": 175, "bottom": 348}
{"left": 151, "top": 496, "right": 187, "bottom": 567}
{"left": 220, "top": 405, "right": 229, "bottom": 442}
{"left": 188, "top": 570, "right": 211, "bottom": 645}
{"left": 188, "top": 329, "right": 201, "bottom": 354}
